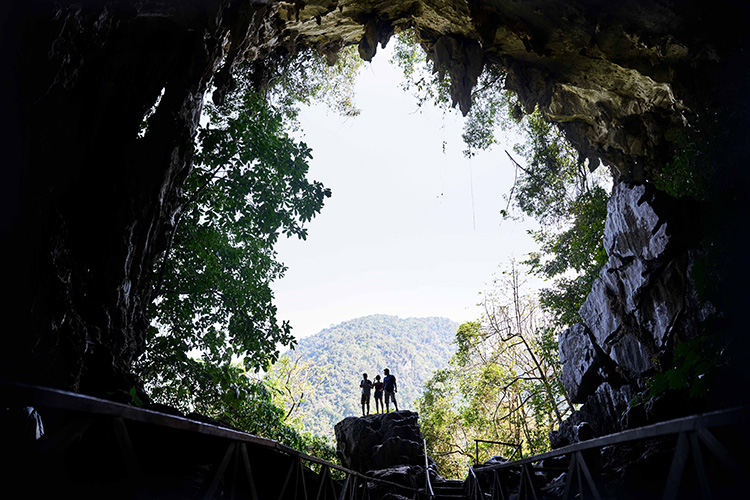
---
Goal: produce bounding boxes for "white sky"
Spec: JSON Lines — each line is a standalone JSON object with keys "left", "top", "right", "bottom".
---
{"left": 271, "top": 44, "right": 541, "bottom": 339}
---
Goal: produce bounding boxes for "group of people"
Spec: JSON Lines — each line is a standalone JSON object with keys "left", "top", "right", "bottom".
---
{"left": 359, "top": 368, "right": 398, "bottom": 416}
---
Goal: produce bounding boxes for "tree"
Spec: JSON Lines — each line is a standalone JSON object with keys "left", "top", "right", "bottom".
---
{"left": 138, "top": 46, "right": 364, "bottom": 416}
{"left": 132, "top": 45, "right": 367, "bottom": 461}
{"left": 264, "top": 354, "right": 330, "bottom": 432}
{"left": 512, "top": 110, "right": 610, "bottom": 326}
{"left": 140, "top": 87, "right": 330, "bottom": 404}
{"left": 418, "top": 264, "right": 573, "bottom": 479}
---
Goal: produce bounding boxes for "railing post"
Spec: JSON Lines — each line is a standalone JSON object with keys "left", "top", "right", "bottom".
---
{"left": 423, "top": 439, "right": 434, "bottom": 499}
{"left": 199, "top": 441, "right": 236, "bottom": 500}
{"left": 239, "top": 443, "right": 259, "bottom": 500}
{"left": 664, "top": 432, "right": 690, "bottom": 500}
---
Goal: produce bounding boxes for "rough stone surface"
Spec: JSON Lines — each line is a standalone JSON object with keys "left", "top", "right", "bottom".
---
{"left": 559, "top": 324, "right": 605, "bottom": 404}
{"left": 608, "top": 333, "right": 655, "bottom": 379}
{"left": 335, "top": 411, "right": 425, "bottom": 473}
{"left": 556, "top": 181, "right": 709, "bottom": 442}
{"left": 335, "top": 410, "right": 442, "bottom": 490}
{"left": 550, "top": 383, "right": 634, "bottom": 449}
{"left": 604, "top": 184, "right": 670, "bottom": 261}
{"left": 273, "top": 0, "right": 746, "bottom": 180}
{"left": 573, "top": 183, "right": 701, "bottom": 385}
{"left": 579, "top": 273, "right": 623, "bottom": 349}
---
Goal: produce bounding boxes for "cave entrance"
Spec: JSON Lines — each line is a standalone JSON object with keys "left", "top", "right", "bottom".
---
{"left": 270, "top": 42, "right": 541, "bottom": 338}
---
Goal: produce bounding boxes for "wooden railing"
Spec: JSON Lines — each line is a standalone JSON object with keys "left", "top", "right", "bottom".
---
{"left": 423, "top": 438, "right": 435, "bottom": 499}
{"left": 7, "top": 379, "right": 746, "bottom": 499}
{"left": 465, "top": 405, "right": 750, "bottom": 499}
{"left": 1, "top": 380, "right": 430, "bottom": 500}
{"left": 473, "top": 438, "right": 523, "bottom": 465}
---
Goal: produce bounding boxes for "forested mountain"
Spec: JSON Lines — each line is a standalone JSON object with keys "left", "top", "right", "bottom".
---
{"left": 283, "top": 315, "right": 458, "bottom": 436}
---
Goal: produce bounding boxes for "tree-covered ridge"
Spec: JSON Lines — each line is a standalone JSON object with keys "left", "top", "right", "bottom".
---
{"left": 282, "top": 315, "right": 459, "bottom": 436}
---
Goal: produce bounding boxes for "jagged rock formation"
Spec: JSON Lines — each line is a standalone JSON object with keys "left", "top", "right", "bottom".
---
{"left": 280, "top": 0, "right": 746, "bottom": 180}
{"left": 559, "top": 183, "right": 704, "bottom": 443}
{"left": 2, "top": 1, "right": 749, "bottom": 419}
{"left": 554, "top": 182, "right": 708, "bottom": 443}
{"left": 334, "top": 411, "right": 441, "bottom": 491}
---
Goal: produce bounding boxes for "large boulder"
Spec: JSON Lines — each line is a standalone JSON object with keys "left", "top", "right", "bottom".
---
{"left": 335, "top": 411, "right": 425, "bottom": 473}
{"left": 558, "top": 183, "right": 706, "bottom": 432}
{"left": 334, "top": 411, "right": 442, "bottom": 488}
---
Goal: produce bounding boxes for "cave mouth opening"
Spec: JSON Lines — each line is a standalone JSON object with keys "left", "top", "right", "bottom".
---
{"left": 266, "top": 41, "right": 554, "bottom": 339}
{"left": 3, "top": 1, "right": 749, "bottom": 419}
{"left": 3, "top": 5, "right": 750, "bottom": 498}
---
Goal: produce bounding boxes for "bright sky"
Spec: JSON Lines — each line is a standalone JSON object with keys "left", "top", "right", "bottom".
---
{"left": 272, "top": 44, "right": 540, "bottom": 339}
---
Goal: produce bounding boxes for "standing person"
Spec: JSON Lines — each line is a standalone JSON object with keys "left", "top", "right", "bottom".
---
{"left": 383, "top": 368, "right": 398, "bottom": 412}
{"left": 372, "top": 374, "right": 385, "bottom": 413}
{"left": 360, "top": 373, "right": 373, "bottom": 416}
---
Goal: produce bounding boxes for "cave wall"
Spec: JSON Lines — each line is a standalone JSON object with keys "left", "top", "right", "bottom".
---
{"left": 2, "top": 0, "right": 748, "bottom": 407}
{"left": 0, "top": 0, "right": 280, "bottom": 397}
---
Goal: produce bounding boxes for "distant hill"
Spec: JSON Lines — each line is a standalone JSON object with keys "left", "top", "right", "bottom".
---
{"left": 284, "top": 315, "right": 459, "bottom": 437}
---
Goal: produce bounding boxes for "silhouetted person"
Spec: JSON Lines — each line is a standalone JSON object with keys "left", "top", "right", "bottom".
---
{"left": 360, "top": 373, "right": 373, "bottom": 416}
{"left": 373, "top": 374, "right": 384, "bottom": 413}
{"left": 383, "top": 368, "right": 398, "bottom": 412}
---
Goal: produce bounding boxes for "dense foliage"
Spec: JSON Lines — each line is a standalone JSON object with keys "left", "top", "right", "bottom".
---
{"left": 417, "top": 265, "right": 573, "bottom": 479}
{"left": 273, "top": 315, "right": 459, "bottom": 437}
{"left": 137, "top": 47, "right": 362, "bottom": 456}
{"left": 515, "top": 111, "right": 610, "bottom": 327}
{"left": 140, "top": 86, "right": 329, "bottom": 395}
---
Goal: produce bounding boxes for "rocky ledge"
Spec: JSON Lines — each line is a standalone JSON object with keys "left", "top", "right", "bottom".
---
{"left": 335, "top": 410, "right": 442, "bottom": 492}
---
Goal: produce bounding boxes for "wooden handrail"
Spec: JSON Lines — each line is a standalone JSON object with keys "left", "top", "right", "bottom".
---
{"left": 2, "top": 379, "right": 423, "bottom": 496}
{"left": 424, "top": 438, "right": 434, "bottom": 498}
{"left": 466, "top": 405, "right": 750, "bottom": 499}
{"left": 473, "top": 405, "right": 750, "bottom": 472}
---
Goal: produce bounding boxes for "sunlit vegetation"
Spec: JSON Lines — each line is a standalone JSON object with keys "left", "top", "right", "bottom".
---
{"left": 269, "top": 315, "right": 458, "bottom": 437}
{"left": 137, "top": 47, "right": 363, "bottom": 457}
{"left": 418, "top": 264, "right": 573, "bottom": 478}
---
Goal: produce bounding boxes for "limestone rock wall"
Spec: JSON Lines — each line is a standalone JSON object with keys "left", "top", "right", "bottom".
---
{"left": 279, "top": 0, "right": 745, "bottom": 180}
{"left": 555, "top": 182, "right": 708, "bottom": 443}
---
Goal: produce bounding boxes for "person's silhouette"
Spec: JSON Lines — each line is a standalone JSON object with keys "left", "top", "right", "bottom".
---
{"left": 373, "top": 374, "right": 384, "bottom": 413}
{"left": 383, "top": 368, "right": 398, "bottom": 412}
{"left": 360, "top": 373, "right": 373, "bottom": 416}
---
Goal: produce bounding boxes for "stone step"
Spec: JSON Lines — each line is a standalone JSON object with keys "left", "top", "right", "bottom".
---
{"left": 433, "top": 480, "right": 465, "bottom": 489}
{"left": 432, "top": 481, "right": 467, "bottom": 500}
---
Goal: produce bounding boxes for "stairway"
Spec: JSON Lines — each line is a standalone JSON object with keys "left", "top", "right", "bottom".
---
{"left": 432, "top": 480, "right": 468, "bottom": 500}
